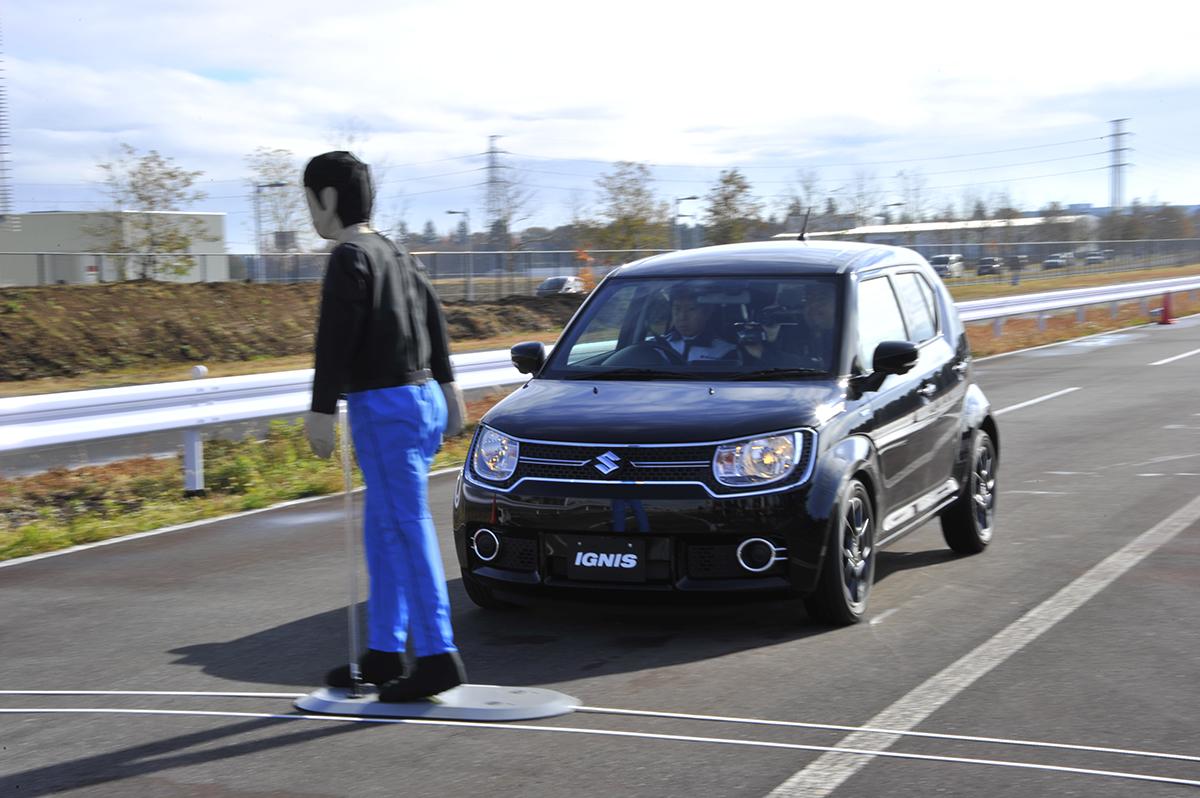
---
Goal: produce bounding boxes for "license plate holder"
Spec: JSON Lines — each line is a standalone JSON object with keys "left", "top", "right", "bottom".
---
{"left": 564, "top": 535, "right": 647, "bottom": 583}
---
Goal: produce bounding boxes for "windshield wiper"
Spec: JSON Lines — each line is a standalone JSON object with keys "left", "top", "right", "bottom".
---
{"left": 730, "top": 367, "right": 826, "bottom": 381}
{"left": 563, "top": 368, "right": 691, "bottom": 380}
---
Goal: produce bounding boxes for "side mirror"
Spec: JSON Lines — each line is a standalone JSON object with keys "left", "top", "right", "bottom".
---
{"left": 872, "top": 340, "right": 919, "bottom": 375}
{"left": 511, "top": 341, "right": 546, "bottom": 375}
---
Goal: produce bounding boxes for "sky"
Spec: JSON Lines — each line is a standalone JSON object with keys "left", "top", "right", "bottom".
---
{"left": 5, "top": 0, "right": 1200, "bottom": 251}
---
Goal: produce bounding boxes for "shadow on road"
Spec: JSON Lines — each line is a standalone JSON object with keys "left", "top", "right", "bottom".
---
{"left": 0, "top": 717, "right": 361, "bottom": 797}
{"left": 169, "top": 578, "right": 831, "bottom": 689}
{"left": 169, "top": 545, "right": 967, "bottom": 689}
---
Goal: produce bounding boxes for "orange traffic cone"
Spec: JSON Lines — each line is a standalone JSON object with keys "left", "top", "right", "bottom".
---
{"left": 1159, "top": 292, "right": 1174, "bottom": 325}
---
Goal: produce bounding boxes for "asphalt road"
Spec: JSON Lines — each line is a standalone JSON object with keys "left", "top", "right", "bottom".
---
{"left": 2, "top": 318, "right": 1199, "bottom": 797}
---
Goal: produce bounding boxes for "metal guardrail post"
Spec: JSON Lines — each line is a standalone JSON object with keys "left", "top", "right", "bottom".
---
{"left": 182, "top": 365, "right": 208, "bottom": 496}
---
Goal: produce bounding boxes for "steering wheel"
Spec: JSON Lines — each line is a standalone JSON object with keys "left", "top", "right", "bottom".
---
{"left": 604, "top": 340, "right": 686, "bottom": 367}
{"left": 645, "top": 337, "right": 686, "bottom": 365}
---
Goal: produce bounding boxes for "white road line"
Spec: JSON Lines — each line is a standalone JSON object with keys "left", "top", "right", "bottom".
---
{"left": 1149, "top": 346, "right": 1200, "bottom": 366}
{"left": 0, "top": 468, "right": 460, "bottom": 570}
{"left": 868, "top": 608, "right": 899, "bottom": 625}
{"left": 765, "top": 492, "right": 1200, "bottom": 798}
{"left": 994, "top": 387, "right": 1081, "bottom": 416}
{"left": 4, "top": 691, "right": 1196, "bottom": 766}
{"left": 2, "top": 707, "right": 1198, "bottom": 790}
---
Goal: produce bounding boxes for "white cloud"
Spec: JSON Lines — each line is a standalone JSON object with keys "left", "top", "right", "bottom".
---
{"left": 7, "top": 0, "right": 1200, "bottom": 243}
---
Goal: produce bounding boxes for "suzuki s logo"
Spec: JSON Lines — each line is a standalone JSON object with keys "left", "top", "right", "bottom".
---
{"left": 593, "top": 451, "right": 621, "bottom": 474}
{"left": 574, "top": 551, "right": 639, "bottom": 568}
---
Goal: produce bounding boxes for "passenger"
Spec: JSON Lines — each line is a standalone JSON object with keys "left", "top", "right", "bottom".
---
{"left": 662, "top": 284, "right": 736, "bottom": 362}
{"left": 740, "top": 283, "right": 837, "bottom": 370}
{"left": 800, "top": 282, "right": 838, "bottom": 367}
{"left": 738, "top": 306, "right": 807, "bottom": 368}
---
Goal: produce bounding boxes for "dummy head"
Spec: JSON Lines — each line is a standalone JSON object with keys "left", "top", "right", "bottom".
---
{"left": 303, "top": 151, "right": 374, "bottom": 240}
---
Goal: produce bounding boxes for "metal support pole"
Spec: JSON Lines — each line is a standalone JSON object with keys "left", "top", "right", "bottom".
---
{"left": 339, "top": 400, "right": 363, "bottom": 697}
{"left": 1076, "top": 307, "right": 1086, "bottom": 324}
{"left": 1110, "top": 302, "right": 1119, "bottom": 319}
{"left": 182, "top": 365, "right": 208, "bottom": 496}
{"left": 993, "top": 318, "right": 1004, "bottom": 338}
{"left": 1037, "top": 313, "right": 1047, "bottom": 332}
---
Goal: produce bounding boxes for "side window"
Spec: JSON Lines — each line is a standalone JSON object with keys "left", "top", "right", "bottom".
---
{"left": 892, "top": 272, "right": 937, "bottom": 343}
{"left": 856, "top": 276, "right": 908, "bottom": 371}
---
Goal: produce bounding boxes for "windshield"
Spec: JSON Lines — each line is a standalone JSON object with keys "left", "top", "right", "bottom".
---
{"left": 539, "top": 277, "right": 567, "bottom": 289}
{"left": 929, "top": 255, "right": 950, "bottom": 264}
{"left": 541, "top": 276, "right": 840, "bottom": 381}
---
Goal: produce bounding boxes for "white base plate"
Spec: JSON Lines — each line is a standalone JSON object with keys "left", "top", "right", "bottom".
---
{"left": 294, "top": 684, "right": 578, "bottom": 721}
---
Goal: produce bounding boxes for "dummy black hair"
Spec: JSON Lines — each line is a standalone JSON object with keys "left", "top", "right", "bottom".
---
{"left": 303, "top": 151, "right": 374, "bottom": 226}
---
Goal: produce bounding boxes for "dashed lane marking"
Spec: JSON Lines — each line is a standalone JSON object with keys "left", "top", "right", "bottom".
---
{"left": 994, "top": 387, "right": 1081, "bottom": 416}
{"left": 1149, "top": 346, "right": 1200, "bottom": 366}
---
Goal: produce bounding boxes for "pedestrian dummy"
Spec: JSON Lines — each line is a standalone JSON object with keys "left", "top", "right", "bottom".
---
{"left": 303, "top": 151, "right": 469, "bottom": 702}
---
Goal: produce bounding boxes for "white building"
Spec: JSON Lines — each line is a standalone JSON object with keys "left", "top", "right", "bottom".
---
{"left": 0, "top": 211, "right": 229, "bottom": 286}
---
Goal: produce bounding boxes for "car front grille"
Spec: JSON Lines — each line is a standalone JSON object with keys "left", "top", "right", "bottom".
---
{"left": 470, "top": 430, "right": 816, "bottom": 496}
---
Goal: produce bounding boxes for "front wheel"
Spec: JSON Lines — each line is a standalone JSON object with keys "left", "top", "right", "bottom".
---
{"left": 940, "top": 429, "right": 997, "bottom": 555}
{"left": 804, "top": 478, "right": 876, "bottom": 625}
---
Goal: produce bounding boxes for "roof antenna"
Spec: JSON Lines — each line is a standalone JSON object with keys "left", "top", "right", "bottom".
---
{"left": 798, "top": 207, "right": 811, "bottom": 241}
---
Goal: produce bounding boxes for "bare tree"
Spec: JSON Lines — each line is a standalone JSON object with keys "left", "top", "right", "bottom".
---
{"left": 782, "top": 168, "right": 822, "bottom": 223}
{"left": 894, "top": 169, "right": 928, "bottom": 223}
{"left": 245, "top": 147, "right": 308, "bottom": 251}
{"left": 850, "top": 170, "right": 882, "bottom": 226}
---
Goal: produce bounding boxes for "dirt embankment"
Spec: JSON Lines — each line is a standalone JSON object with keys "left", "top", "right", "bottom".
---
{"left": 0, "top": 282, "right": 584, "bottom": 382}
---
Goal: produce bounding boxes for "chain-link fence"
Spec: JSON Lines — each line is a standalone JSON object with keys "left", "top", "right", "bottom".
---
{"left": 224, "top": 249, "right": 667, "bottom": 301}
{"left": 895, "top": 239, "right": 1200, "bottom": 287}
{"left": 5, "top": 242, "right": 1199, "bottom": 296}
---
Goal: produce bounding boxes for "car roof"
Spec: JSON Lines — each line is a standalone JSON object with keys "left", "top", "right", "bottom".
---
{"left": 607, "top": 240, "right": 925, "bottom": 279}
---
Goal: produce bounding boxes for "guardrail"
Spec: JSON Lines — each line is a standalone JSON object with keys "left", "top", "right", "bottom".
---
{"left": 2, "top": 276, "right": 1198, "bottom": 489}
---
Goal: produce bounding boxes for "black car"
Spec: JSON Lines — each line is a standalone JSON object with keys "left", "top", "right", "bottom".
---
{"left": 976, "top": 256, "right": 1003, "bottom": 276}
{"left": 453, "top": 241, "right": 999, "bottom": 624}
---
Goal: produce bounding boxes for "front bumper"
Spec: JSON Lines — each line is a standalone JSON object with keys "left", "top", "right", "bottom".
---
{"left": 452, "top": 473, "right": 829, "bottom": 598}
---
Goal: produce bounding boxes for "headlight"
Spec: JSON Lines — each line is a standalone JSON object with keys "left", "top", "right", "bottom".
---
{"left": 472, "top": 426, "right": 520, "bottom": 481}
{"left": 713, "top": 433, "right": 798, "bottom": 486}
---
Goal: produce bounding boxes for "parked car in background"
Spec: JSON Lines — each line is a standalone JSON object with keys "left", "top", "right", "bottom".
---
{"left": 1042, "top": 255, "right": 1067, "bottom": 270}
{"left": 536, "top": 275, "right": 586, "bottom": 297}
{"left": 1084, "top": 253, "right": 1106, "bottom": 265}
{"left": 929, "top": 253, "right": 965, "bottom": 278}
{"left": 976, "top": 256, "right": 1003, "bottom": 276}
{"left": 1005, "top": 254, "right": 1029, "bottom": 271}
{"left": 456, "top": 240, "right": 999, "bottom": 625}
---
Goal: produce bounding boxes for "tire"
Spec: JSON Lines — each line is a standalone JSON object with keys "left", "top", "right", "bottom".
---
{"left": 804, "top": 478, "right": 876, "bottom": 626}
{"left": 940, "top": 429, "right": 997, "bottom": 555}
{"left": 460, "top": 569, "right": 516, "bottom": 610}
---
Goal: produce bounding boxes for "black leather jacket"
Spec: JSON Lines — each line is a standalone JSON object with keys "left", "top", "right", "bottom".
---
{"left": 311, "top": 231, "right": 454, "bottom": 414}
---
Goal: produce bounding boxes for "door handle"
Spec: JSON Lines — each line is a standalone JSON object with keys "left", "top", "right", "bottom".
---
{"left": 917, "top": 383, "right": 937, "bottom": 398}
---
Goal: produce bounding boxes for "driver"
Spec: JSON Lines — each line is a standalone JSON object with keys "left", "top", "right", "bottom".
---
{"left": 662, "top": 284, "right": 736, "bottom": 362}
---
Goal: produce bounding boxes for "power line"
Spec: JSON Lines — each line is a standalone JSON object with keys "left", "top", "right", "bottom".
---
{"left": 515, "top": 150, "right": 1108, "bottom": 185}
{"left": 505, "top": 136, "right": 1108, "bottom": 170}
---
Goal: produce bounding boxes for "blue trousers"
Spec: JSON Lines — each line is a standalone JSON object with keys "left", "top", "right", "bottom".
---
{"left": 346, "top": 382, "right": 456, "bottom": 657}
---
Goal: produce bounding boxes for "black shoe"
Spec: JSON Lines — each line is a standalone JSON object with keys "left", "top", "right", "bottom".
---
{"left": 324, "top": 649, "right": 405, "bottom": 688}
{"left": 377, "top": 652, "right": 466, "bottom": 702}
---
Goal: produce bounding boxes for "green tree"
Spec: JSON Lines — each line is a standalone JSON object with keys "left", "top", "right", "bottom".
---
{"left": 92, "top": 144, "right": 215, "bottom": 279}
{"left": 702, "top": 169, "right": 761, "bottom": 245}
{"left": 593, "top": 162, "right": 669, "bottom": 251}
{"left": 420, "top": 220, "right": 440, "bottom": 247}
{"left": 244, "top": 147, "right": 309, "bottom": 251}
